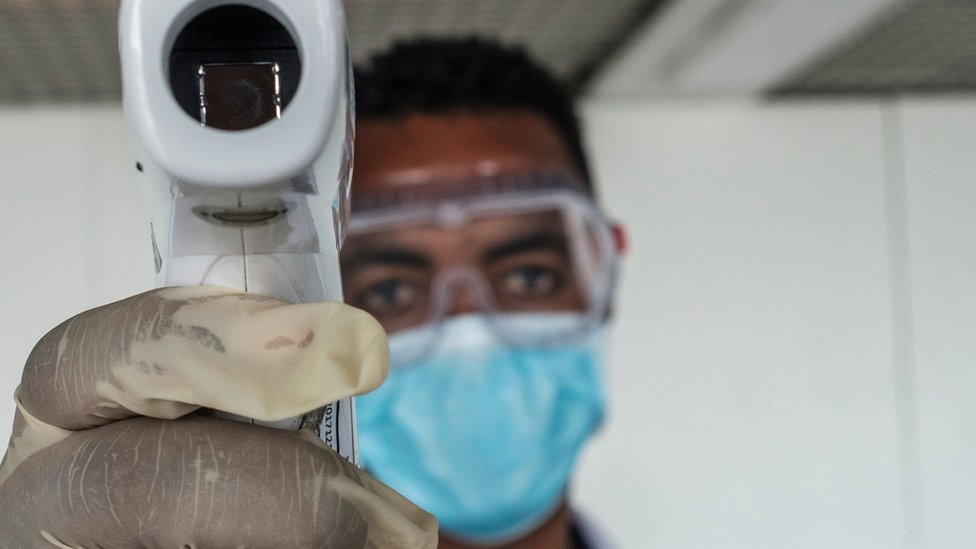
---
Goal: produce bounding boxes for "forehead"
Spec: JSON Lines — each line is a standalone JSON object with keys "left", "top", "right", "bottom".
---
{"left": 352, "top": 110, "right": 581, "bottom": 197}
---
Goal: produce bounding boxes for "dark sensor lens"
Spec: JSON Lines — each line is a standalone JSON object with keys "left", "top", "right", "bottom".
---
{"left": 200, "top": 62, "right": 280, "bottom": 131}
{"left": 169, "top": 5, "right": 300, "bottom": 130}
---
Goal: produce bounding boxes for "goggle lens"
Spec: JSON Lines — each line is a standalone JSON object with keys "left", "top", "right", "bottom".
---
{"left": 342, "top": 189, "right": 617, "bottom": 364}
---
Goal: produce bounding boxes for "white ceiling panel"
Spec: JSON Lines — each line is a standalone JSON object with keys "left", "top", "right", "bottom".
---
{"left": 591, "top": 0, "right": 907, "bottom": 98}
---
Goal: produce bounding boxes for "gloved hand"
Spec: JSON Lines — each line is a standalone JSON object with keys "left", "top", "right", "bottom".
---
{"left": 0, "top": 286, "right": 437, "bottom": 548}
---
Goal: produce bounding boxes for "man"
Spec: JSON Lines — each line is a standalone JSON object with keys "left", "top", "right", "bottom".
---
{"left": 0, "top": 37, "right": 619, "bottom": 548}
{"left": 345, "top": 38, "right": 623, "bottom": 549}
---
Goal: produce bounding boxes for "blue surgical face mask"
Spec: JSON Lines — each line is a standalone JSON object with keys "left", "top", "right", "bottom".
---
{"left": 356, "top": 314, "right": 607, "bottom": 544}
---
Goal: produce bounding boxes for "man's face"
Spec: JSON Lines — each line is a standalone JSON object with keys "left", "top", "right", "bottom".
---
{"left": 346, "top": 109, "right": 611, "bottom": 546}
{"left": 342, "top": 110, "right": 588, "bottom": 334}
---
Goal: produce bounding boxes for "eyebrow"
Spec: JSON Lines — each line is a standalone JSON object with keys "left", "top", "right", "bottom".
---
{"left": 483, "top": 231, "right": 570, "bottom": 264}
{"left": 342, "top": 247, "right": 433, "bottom": 274}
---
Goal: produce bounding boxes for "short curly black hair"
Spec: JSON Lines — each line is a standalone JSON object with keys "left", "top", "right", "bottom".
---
{"left": 353, "top": 37, "right": 592, "bottom": 185}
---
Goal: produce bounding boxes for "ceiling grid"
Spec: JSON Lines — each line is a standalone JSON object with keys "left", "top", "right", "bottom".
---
{"left": 4, "top": 0, "right": 975, "bottom": 103}
{"left": 776, "top": 0, "right": 976, "bottom": 95}
{"left": 0, "top": 0, "right": 660, "bottom": 104}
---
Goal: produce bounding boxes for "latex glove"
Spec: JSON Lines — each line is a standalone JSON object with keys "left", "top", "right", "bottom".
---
{"left": 0, "top": 286, "right": 437, "bottom": 548}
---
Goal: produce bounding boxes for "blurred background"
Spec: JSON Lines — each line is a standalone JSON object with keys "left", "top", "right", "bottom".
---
{"left": 1, "top": 0, "right": 974, "bottom": 547}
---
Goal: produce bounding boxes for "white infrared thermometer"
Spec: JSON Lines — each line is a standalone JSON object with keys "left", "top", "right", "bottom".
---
{"left": 119, "top": 0, "right": 358, "bottom": 462}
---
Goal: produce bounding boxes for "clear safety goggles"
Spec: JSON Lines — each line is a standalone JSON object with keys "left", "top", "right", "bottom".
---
{"left": 342, "top": 178, "right": 619, "bottom": 365}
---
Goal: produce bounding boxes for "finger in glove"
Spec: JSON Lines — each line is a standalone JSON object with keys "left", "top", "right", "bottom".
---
{"left": 19, "top": 286, "right": 389, "bottom": 430}
{"left": 0, "top": 415, "right": 436, "bottom": 549}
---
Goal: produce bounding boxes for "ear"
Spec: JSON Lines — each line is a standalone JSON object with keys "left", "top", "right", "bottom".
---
{"left": 612, "top": 222, "right": 628, "bottom": 255}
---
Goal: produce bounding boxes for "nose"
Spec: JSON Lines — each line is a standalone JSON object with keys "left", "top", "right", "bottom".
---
{"left": 433, "top": 267, "right": 492, "bottom": 319}
{"left": 445, "top": 283, "right": 483, "bottom": 317}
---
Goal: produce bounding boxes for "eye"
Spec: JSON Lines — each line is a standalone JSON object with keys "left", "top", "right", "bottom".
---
{"left": 357, "top": 279, "right": 420, "bottom": 315}
{"left": 499, "top": 265, "right": 563, "bottom": 298}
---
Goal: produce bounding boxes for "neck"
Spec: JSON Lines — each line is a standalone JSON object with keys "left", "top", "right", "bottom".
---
{"left": 438, "top": 504, "right": 573, "bottom": 549}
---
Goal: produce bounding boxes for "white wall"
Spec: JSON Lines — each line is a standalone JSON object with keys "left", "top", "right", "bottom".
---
{"left": 571, "top": 97, "right": 975, "bottom": 549}
{"left": 898, "top": 100, "right": 976, "bottom": 549}
{"left": 0, "top": 106, "right": 153, "bottom": 434}
{"left": 0, "top": 98, "right": 973, "bottom": 548}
